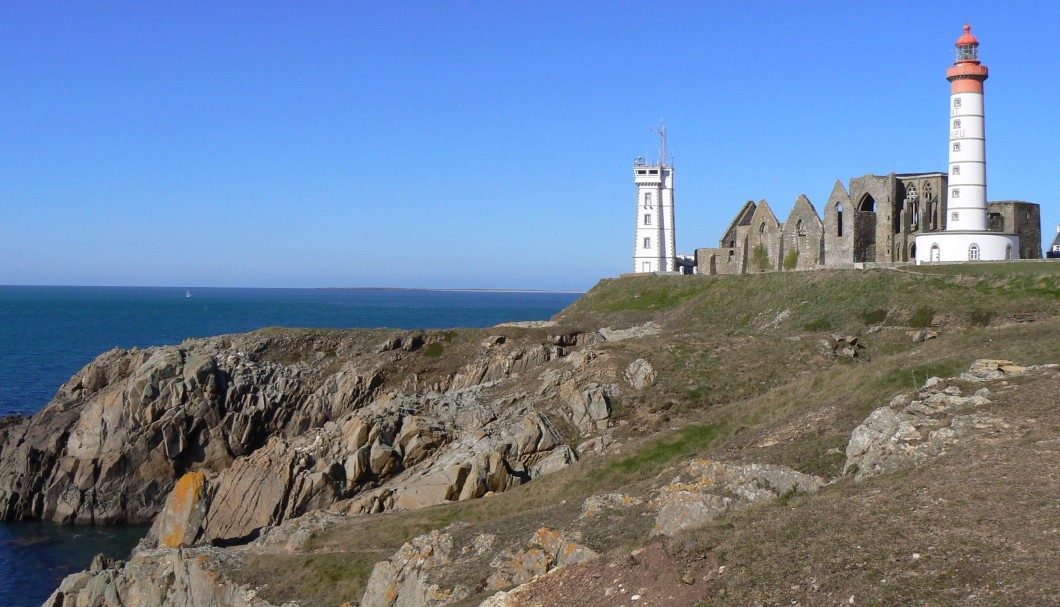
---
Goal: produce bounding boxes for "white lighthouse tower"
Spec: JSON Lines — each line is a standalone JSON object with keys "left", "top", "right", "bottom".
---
{"left": 916, "top": 24, "right": 1019, "bottom": 263}
{"left": 632, "top": 125, "right": 676, "bottom": 273}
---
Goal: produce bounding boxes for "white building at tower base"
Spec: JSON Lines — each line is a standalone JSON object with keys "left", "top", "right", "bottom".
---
{"left": 915, "top": 231, "right": 1018, "bottom": 263}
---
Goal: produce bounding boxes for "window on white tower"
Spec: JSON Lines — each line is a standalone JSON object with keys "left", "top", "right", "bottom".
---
{"left": 969, "top": 243, "right": 980, "bottom": 260}
{"left": 953, "top": 119, "right": 961, "bottom": 129}
{"left": 644, "top": 192, "right": 653, "bottom": 208}
{"left": 953, "top": 98, "right": 962, "bottom": 108}
{"left": 952, "top": 165, "right": 960, "bottom": 175}
{"left": 644, "top": 214, "right": 651, "bottom": 226}
{"left": 644, "top": 237, "right": 651, "bottom": 249}
{"left": 953, "top": 142, "right": 961, "bottom": 152}
{"left": 952, "top": 189, "right": 960, "bottom": 198}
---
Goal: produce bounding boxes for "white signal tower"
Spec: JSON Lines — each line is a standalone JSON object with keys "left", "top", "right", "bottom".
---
{"left": 632, "top": 124, "right": 676, "bottom": 273}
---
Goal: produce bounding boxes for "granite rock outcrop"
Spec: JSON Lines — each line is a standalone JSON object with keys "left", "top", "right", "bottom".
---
{"left": 0, "top": 327, "right": 617, "bottom": 547}
{"left": 360, "top": 526, "right": 596, "bottom": 607}
{"left": 43, "top": 545, "right": 281, "bottom": 607}
{"left": 650, "top": 459, "right": 824, "bottom": 536}
{"left": 844, "top": 359, "right": 1058, "bottom": 480}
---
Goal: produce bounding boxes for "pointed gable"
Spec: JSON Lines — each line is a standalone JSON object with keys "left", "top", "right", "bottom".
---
{"left": 826, "top": 180, "right": 850, "bottom": 209}
{"left": 747, "top": 199, "right": 783, "bottom": 270}
{"left": 750, "top": 199, "right": 782, "bottom": 229}
{"left": 718, "top": 200, "right": 757, "bottom": 247}
{"left": 788, "top": 194, "right": 823, "bottom": 228}
{"left": 822, "top": 179, "right": 853, "bottom": 266}
{"left": 782, "top": 195, "right": 825, "bottom": 269}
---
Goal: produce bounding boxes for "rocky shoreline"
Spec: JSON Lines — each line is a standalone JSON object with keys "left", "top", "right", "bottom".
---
{"left": 5, "top": 266, "right": 1059, "bottom": 606}
{"left": 0, "top": 323, "right": 640, "bottom": 604}
{"left": 38, "top": 356, "right": 1056, "bottom": 606}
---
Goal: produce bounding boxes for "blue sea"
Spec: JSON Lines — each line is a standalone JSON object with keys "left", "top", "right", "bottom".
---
{"left": 0, "top": 285, "right": 581, "bottom": 606}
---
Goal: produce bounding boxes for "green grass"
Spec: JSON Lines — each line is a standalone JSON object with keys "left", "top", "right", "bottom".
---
{"left": 908, "top": 305, "right": 935, "bottom": 328}
{"left": 905, "top": 259, "right": 1056, "bottom": 277}
{"left": 860, "top": 308, "right": 888, "bottom": 325}
{"left": 587, "top": 422, "right": 724, "bottom": 486}
{"left": 561, "top": 264, "right": 1058, "bottom": 335}
{"left": 753, "top": 244, "right": 772, "bottom": 271}
{"left": 873, "top": 359, "right": 967, "bottom": 393}
{"left": 423, "top": 342, "right": 444, "bottom": 357}
{"left": 968, "top": 308, "right": 995, "bottom": 327}
{"left": 576, "top": 276, "right": 712, "bottom": 312}
{"left": 237, "top": 552, "right": 383, "bottom": 607}
{"left": 803, "top": 317, "right": 832, "bottom": 331}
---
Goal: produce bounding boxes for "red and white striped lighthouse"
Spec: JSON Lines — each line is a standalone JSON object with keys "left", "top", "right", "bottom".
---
{"left": 916, "top": 24, "right": 1019, "bottom": 263}
{"left": 946, "top": 24, "right": 989, "bottom": 232}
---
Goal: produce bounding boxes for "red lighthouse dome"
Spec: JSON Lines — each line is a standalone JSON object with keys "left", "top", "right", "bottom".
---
{"left": 955, "top": 24, "right": 979, "bottom": 47}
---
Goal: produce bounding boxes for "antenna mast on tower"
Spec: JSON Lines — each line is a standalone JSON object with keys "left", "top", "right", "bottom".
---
{"left": 652, "top": 121, "right": 669, "bottom": 167}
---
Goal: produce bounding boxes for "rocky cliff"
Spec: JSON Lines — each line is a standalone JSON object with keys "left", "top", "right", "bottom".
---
{"left": 0, "top": 325, "right": 622, "bottom": 541}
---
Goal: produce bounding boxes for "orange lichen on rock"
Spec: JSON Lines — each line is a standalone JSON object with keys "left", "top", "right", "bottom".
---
{"left": 158, "top": 470, "right": 207, "bottom": 548}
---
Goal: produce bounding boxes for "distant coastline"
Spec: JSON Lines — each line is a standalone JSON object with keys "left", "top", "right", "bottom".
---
{"left": 319, "top": 287, "right": 587, "bottom": 294}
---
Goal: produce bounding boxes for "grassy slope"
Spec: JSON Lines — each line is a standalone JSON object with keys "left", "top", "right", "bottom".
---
{"left": 232, "top": 262, "right": 1060, "bottom": 606}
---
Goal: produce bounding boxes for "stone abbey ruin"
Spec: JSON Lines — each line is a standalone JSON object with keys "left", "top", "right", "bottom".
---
{"left": 694, "top": 172, "right": 1042, "bottom": 275}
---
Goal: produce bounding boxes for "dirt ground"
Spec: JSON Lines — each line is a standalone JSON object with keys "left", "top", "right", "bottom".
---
{"left": 492, "top": 541, "right": 717, "bottom": 607}
{"left": 487, "top": 367, "right": 1060, "bottom": 607}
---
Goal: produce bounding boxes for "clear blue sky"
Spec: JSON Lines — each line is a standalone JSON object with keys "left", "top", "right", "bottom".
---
{"left": 2, "top": 1, "right": 1057, "bottom": 290}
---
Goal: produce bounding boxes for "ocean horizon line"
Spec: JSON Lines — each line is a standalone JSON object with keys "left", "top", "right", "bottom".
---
{"left": 0, "top": 284, "right": 588, "bottom": 294}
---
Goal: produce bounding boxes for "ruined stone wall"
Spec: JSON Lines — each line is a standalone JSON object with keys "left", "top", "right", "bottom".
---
{"left": 897, "top": 174, "right": 948, "bottom": 260}
{"left": 745, "top": 200, "right": 783, "bottom": 271}
{"left": 698, "top": 173, "right": 1040, "bottom": 274}
{"left": 848, "top": 174, "right": 897, "bottom": 263}
{"left": 695, "top": 247, "right": 744, "bottom": 275}
{"left": 988, "top": 201, "right": 1042, "bottom": 259}
{"left": 780, "top": 195, "right": 824, "bottom": 269}
{"left": 822, "top": 181, "right": 853, "bottom": 267}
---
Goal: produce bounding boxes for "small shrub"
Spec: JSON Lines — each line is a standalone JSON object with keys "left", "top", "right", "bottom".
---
{"left": 752, "top": 244, "right": 771, "bottom": 271}
{"left": 782, "top": 249, "right": 799, "bottom": 271}
{"left": 968, "top": 309, "right": 994, "bottom": 327}
{"left": 775, "top": 485, "right": 802, "bottom": 506}
{"left": 860, "top": 308, "right": 888, "bottom": 325}
{"left": 908, "top": 305, "right": 935, "bottom": 328}
{"left": 803, "top": 317, "right": 832, "bottom": 331}
{"left": 423, "top": 342, "right": 444, "bottom": 357}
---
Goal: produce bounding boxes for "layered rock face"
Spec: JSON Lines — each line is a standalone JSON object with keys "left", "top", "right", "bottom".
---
{"left": 0, "top": 327, "right": 619, "bottom": 545}
{"left": 0, "top": 332, "right": 389, "bottom": 524}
